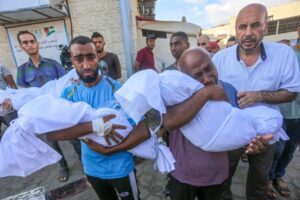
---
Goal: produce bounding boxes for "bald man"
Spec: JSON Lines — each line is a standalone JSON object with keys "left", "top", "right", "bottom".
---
{"left": 213, "top": 4, "right": 300, "bottom": 200}
{"left": 163, "top": 47, "right": 271, "bottom": 200}
{"left": 197, "top": 35, "right": 210, "bottom": 52}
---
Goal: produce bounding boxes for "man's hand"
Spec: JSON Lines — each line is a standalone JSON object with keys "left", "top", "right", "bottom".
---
{"left": 102, "top": 114, "right": 125, "bottom": 145}
{"left": 238, "top": 91, "right": 262, "bottom": 108}
{"left": 1, "top": 98, "right": 13, "bottom": 110}
{"left": 82, "top": 138, "right": 112, "bottom": 155}
{"left": 203, "top": 84, "right": 229, "bottom": 102}
{"left": 245, "top": 134, "right": 273, "bottom": 154}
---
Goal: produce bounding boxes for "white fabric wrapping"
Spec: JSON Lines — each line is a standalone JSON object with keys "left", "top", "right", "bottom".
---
{"left": 115, "top": 69, "right": 166, "bottom": 124}
{"left": 0, "top": 69, "right": 78, "bottom": 110}
{"left": 0, "top": 87, "right": 40, "bottom": 110}
{"left": 159, "top": 70, "right": 286, "bottom": 151}
{"left": 154, "top": 143, "right": 176, "bottom": 174}
{"left": 0, "top": 95, "right": 158, "bottom": 177}
{"left": 0, "top": 70, "right": 287, "bottom": 177}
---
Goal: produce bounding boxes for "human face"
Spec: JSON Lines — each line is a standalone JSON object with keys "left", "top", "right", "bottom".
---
{"left": 70, "top": 43, "right": 99, "bottom": 84}
{"left": 179, "top": 50, "right": 218, "bottom": 86}
{"left": 197, "top": 36, "right": 210, "bottom": 52}
{"left": 19, "top": 33, "right": 39, "bottom": 56}
{"left": 92, "top": 37, "right": 105, "bottom": 53}
{"left": 146, "top": 38, "right": 156, "bottom": 49}
{"left": 170, "top": 36, "right": 189, "bottom": 60}
{"left": 235, "top": 5, "right": 267, "bottom": 53}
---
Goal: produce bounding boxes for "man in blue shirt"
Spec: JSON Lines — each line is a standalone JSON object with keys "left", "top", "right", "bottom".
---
{"left": 16, "top": 30, "right": 80, "bottom": 182}
{"left": 16, "top": 31, "right": 65, "bottom": 87}
{"left": 47, "top": 36, "right": 150, "bottom": 200}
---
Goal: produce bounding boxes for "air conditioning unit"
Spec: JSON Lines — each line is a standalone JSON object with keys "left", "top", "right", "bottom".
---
{"left": 0, "top": 0, "right": 68, "bottom": 26}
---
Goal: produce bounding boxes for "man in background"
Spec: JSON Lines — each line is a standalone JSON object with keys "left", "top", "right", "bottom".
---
{"left": 91, "top": 32, "right": 121, "bottom": 80}
{"left": 226, "top": 36, "right": 237, "bottom": 48}
{"left": 166, "top": 31, "right": 190, "bottom": 70}
{"left": 134, "top": 34, "right": 156, "bottom": 72}
{"left": 291, "top": 26, "right": 300, "bottom": 46}
{"left": 17, "top": 30, "right": 81, "bottom": 182}
{"left": 0, "top": 62, "right": 17, "bottom": 137}
{"left": 197, "top": 35, "right": 210, "bottom": 52}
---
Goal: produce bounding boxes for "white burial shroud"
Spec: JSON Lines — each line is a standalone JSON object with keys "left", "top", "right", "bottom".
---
{"left": 158, "top": 70, "right": 287, "bottom": 151}
{"left": 0, "top": 68, "right": 79, "bottom": 110}
{"left": 0, "top": 95, "right": 158, "bottom": 177}
{"left": 115, "top": 70, "right": 286, "bottom": 151}
{"left": 0, "top": 69, "right": 288, "bottom": 177}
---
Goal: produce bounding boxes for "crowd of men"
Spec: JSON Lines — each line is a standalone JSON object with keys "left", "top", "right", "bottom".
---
{"left": 1, "top": 3, "right": 300, "bottom": 200}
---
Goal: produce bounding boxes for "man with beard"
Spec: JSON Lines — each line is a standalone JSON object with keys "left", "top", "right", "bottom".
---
{"left": 197, "top": 35, "right": 210, "bottom": 52}
{"left": 91, "top": 32, "right": 121, "bottom": 80}
{"left": 47, "top": 36, "right": 150, "bottom": 200}
{"left": 16, "top": 30, "right": 80, "bottom": 182}
{"left": 212, "top": 4, "right": 300, "bottom": 200}
{"left": 163, "top": 47, "right": 271, "bottom": 200}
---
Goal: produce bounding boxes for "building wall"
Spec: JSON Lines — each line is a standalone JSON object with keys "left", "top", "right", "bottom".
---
{"left": 0, "top": 25, "right": 16, "bottom": 77}
{"left": 0, "top": 0, "right": 140, "bottom": 81}
{"left": 268, "top": 1, "right": 300, "bottom": 20}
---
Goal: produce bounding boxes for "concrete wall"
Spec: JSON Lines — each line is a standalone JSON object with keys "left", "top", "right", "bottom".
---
{"left": 0, "top": 0, "right": 140, "bottom": 81}
{"left": 0, "top": 26, "right": 16, "bottom": 76}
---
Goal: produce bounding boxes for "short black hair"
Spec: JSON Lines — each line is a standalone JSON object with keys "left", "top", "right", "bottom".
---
{"left": 227, "top": 36, "right": 236, "bottom": 42}
{"left": 171, "top": 31, "right": 189, "bottom": 42}
{"left": 69, "top": 36, "right": 94, "bottom": 51}
{"left": 17, "top": 30, "right": 37, "bottom": 44}
{"left": 91, "top": 32, "right": 104, "bottom": 40}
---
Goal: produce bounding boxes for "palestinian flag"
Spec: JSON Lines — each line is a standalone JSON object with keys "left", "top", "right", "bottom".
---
{"left": 43, "top": 26, "right": 55, "bottom": 37}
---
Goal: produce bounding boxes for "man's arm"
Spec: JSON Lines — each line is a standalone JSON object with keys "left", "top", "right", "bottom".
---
{"left": 83, "top": 120, "right": 151, "bottom": 155}
{"left": 4, "top": 75, "right": 17, "bottom": 89}
{"left": 54, "top": 60, "right": 66, "bottom": 78}
{"left": 46, "top": 115, "right": 125, "bottom": 141}
{"left": 133, "top": 50, "right": 144, "bottom": 72}
{"left": 163, "top": 85, "right": 228, "bottom": 131}
{"left": 133, "top": 61, "right": 141, "bottom": 72}
{"left": 16, "top": 66, "right": 28, "bottom": 88}
{"left": 237, "top": 89, "right": 296, "bottom": 108}
{"left": 46, "top": 122, "right": 93, "bottom": 141}
{"left": 114, "top": 54, "right": 122, "bottom": 79}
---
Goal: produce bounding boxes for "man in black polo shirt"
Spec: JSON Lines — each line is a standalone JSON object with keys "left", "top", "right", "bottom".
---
{"left": 91, "top": 32, "right": 121, "bottom": 80}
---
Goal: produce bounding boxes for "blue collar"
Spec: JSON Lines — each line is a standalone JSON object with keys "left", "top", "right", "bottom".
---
{"left": 236, "top": 43, "right": 267, "bottom": 61}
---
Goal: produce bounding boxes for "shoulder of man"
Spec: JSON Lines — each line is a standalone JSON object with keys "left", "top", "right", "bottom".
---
{"left": 103, "top": 76, "right": 122, "bottom": 91}
{"left": 213, "top": 45, "right": 236, "bottom": 60}
{"left": 41, "top": 57, "right": 62, "bottom": 66}
{"left": 17, "top": 61, "right": 30, "bottom": 71}
{"left": 61, "top": 82, "right": 79, "bottom": 100}
{"left": 106, "top": 52, "right": 119, "bottom": 60}
{"left": 263, "top": 41, "right": 294, "bottom": 55}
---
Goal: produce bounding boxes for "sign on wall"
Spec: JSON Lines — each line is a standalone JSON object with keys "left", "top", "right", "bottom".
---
{"left": 6, "top": 20, "right": 69, "bottom": 67}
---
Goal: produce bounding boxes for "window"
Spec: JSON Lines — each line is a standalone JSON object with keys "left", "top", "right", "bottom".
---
{"left": 266, "top": 20, "right": 277, "bottom": 35}
{"left": 278, "top": 16, "right": 300, "bottom": 34}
